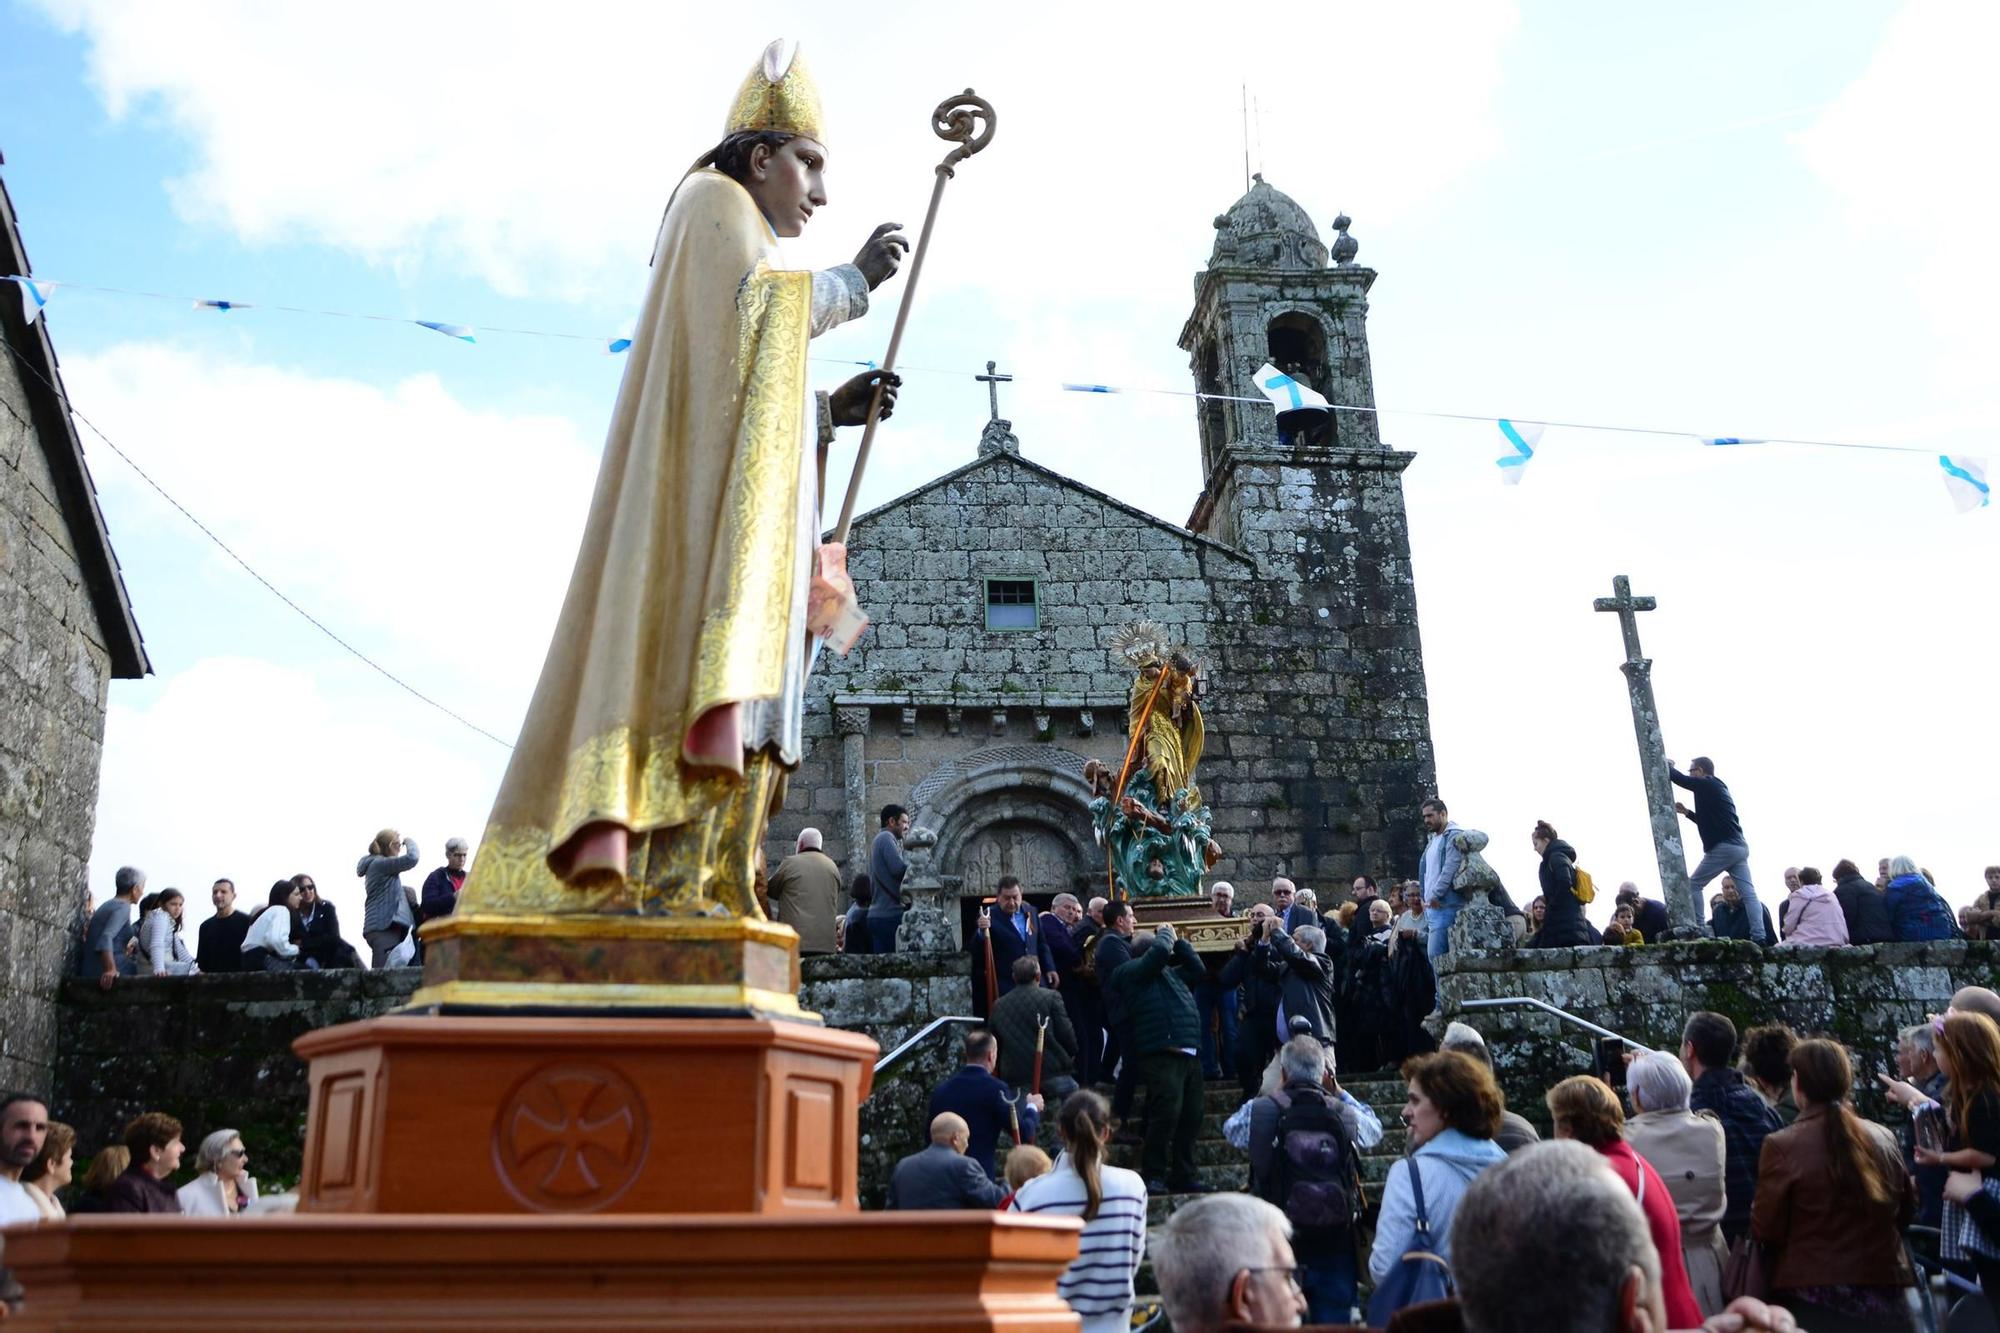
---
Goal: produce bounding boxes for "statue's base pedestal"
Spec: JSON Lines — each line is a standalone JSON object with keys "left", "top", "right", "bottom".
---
{"left": 1130, "top": 897, "right": 1248, "bottom": 953}
{"left": 410, "top": 912, "right": 806, "bottom": 1018}
{"left": 293, "top": 1015, "right": 873, "bottom": 1215}
{"left": 0, "top": 1213, "right": 1084, "bottom": 1330}
{"left": 3, "top": 1009, "right": 1085, "bottom": 1328}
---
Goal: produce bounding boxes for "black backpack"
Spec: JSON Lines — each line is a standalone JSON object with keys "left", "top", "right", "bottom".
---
{"left": 1262, "top": 1087, "right": 1358, "bottom": 1236}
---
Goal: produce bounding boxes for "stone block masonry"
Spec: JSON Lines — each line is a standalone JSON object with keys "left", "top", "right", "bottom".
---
{"left": 0, "top": 341, "right": 116, "bottom": 1095}
{"left": 1442, "top": 939, "right": 2000, "bottom": 1127}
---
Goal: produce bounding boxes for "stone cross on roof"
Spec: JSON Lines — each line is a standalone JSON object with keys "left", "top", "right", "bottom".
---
{"left": 975, "top": 360, "right": 1013, "bottom": 423}
{"left": 975, "top": 359, "right": 1019, "bottom": 457}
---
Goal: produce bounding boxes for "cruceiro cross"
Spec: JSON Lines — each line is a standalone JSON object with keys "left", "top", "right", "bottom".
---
{"left": 1594, "top": 574, "right": 1702, "bottom": 937}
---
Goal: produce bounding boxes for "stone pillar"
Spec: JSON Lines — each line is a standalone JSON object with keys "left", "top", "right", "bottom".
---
{"left": 836, "top": 706, "right": 869, "bottom": 877}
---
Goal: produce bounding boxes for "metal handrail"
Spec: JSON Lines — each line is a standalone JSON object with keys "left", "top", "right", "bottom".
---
{"left": 872, "top": 1014, "right": 980, "bottom": 1078}
{"left": 1458, "top": 996, "right": 1649, "bottom": 1050}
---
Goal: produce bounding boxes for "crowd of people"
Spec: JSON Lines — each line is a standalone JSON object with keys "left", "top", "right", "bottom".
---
{"left": 879, "top": 978, "right": 2000, "bottom": 1332}
{"left": 1, "top": 1098, "right": 275, "bottom": 1225}
{"left": 76, "top": 831, "right": 470, "bottom": 986}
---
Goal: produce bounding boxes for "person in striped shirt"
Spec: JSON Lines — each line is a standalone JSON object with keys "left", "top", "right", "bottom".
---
{"left": 1009, "top": 1091, "right": 1147, "bottom": 1333}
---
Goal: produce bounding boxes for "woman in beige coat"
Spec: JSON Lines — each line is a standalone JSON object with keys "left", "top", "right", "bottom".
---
{"left": 1624, "top": 1049, "right": 1728, "bottom": 1317}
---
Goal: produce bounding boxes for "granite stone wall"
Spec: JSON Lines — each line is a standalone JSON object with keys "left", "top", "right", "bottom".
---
{"left": 0, "top": 347, "right": 114, "bottom": 1095}
{"left": 48, "top": 955, "right": 973, "bottom": 1203}
{"left": 1441, "top": 938, "right": 2000, "bottom": 1125}
{"left": 51, "top": 968, "right": 423, "bottom": 1186}
{"left": 800, "top": 952, "right": 976, "bottom": 1207}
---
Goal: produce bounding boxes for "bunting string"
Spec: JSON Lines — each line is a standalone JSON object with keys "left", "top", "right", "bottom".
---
{"left": 4, "top": 274, "right": 1987, "bottom": 511}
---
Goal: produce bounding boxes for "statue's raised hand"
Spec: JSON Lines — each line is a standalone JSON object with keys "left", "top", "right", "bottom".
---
{"left": 830, "top": 370, "right": 900, "bottom": 427}
{"left": 852, "top": 222, "right": 909, "bottom": 289}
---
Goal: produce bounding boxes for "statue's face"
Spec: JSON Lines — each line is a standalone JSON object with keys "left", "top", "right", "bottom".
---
{"left": 745, "top": 136, "right": 829, "bottom": 238}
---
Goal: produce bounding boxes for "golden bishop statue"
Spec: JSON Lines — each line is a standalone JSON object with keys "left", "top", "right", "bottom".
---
{"left": 413, "top": 39, "right": 907, "bottom": 1015}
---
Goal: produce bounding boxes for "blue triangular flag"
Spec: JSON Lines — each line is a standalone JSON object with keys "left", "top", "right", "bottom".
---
{"left": 415, "top": 320, "right": 476, "bottom": 343}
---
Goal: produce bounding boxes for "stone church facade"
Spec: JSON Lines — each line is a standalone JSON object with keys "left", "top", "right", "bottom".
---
{"left": 1, "top": 173, "right": 149, "bottom": 1092}
{"left": 770, "top": 177, "right": 1435, "bottom": 932}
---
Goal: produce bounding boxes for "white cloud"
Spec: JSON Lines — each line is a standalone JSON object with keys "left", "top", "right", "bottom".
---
{"left": 91, "top": 656, "right": 499, "bottom": 953}
{"left": 29, "top": 0, "right": 1519, "bottom": 298}
{"left": 60, "top": 341, "right": 599, "bottom": 727}
{"left": 1794, "top": 0, "right": 2000, "bottom": 382}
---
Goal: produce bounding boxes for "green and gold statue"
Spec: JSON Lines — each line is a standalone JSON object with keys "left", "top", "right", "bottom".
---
{"left": 1086, "top": 623, "right": 1222, "bottom": 899}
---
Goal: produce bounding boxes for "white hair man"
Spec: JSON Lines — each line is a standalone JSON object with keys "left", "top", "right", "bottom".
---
{"left": 1243, "top": 1035, "right": 1383, "bottom": 1321}
{"left": 419, "top": 838, "right": 472, "bottom": 925}
{"left": 1439, "top": 1022, "right": 1541, "bottom": 1153}
{"left": 1197, "top": 881, "right": 1240, "bottom": 1082}
{"left": 1152, "top": 1192, "right": 1307, "bottom": 1332}
{"left": 768, "top": 826, "right": 845, "bottom": 955}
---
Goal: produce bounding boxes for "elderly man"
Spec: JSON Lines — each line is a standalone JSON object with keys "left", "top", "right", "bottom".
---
{"left": 767, "top": 827, "right": 844, "bottom": 954}
{"left": 420, "top": 839, "right": 471, "bottom": 924}
{"left": 989, "top": 958, "right": 1079, "bottom": 1102}
{"left": 82, "top": 866, "right": 144, "bottom": 989}
{"left": 1262, "top": 923, "right": 1334, "bottom": 1045}
{"left": 1270, "top": 877, "right": 1308, "bottom": 933}
{"left": 1194, "top": 881, "right": 1240, "bottom": 1081}
{"left": 1151, "top": 1192, "right": 1307, "bottom": 1332}
{"left": 1246, "top": 1035, "right": 1380, "bottom": 1322}
{"left": 886, "top": 1112, "right": 1005, "bottom": 1210}
{"left": 1041, "top": 893, "right": 1096, "bottom": 1079}
{"left": 1615, "top": 881, "right": 1671, "bottom": 943}
{"left": 1896, "top": 1021, "right": 1949, "bottom": 1227}
{"left": 1452, "top": 1141, "right": 1669, "bottom": 1333}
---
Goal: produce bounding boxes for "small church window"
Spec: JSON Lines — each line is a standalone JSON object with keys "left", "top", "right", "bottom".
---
{"left": 984, "top": 579, "right": 1038, "bottom": 631}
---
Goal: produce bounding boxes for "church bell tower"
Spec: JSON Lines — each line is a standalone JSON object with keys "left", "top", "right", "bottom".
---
{"left": 1179, "top": 174, "right": 1437, "bottom": 884}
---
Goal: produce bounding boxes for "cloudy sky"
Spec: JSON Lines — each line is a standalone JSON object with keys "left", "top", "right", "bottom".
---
{"left": 3, "top": 0, "right": 1993, "bottom": 949}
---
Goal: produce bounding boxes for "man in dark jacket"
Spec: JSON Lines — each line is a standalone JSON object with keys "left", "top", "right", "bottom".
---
{"left": 1671, "top": 756, "right": 1765, "bottom": 943}
{"left": 1261, "top": 924, "right": 1334, "bottom": 1044}
{"left": 1094, "top": 900, "right": 1140, "bottom": 1122}
{"left": 1221, "top": 905, "right": 1285, "bottom": 1101}
{"left": 1107, "top": 923, "right": 1208, "bottom": 1191}
{"left": 1680, "top": 1011, "right": 1781, "bottom": 1242}
{"left": 1707, "top": 875, "right": 1776, "bottom": 948}
{"left": 926, "top": 1029, "right": 1041, "bottom": 1181}
{"left": 1832, "top": 856, "right": 1888, "bottom": 940}
{"left": 976, "top": 877, "right": 1056, "bottom": 1006}
{"left": 1041, "top": 893, "right": 1093, "bottom": 1081}
{"left": 886, "top": 1113, "right": 1005, "bottom": 1210}
{"left": 1194, "top": 881, "right": 1241, "bottom": 1080}
{"left": 294, "top": 875, "right": 360, "bottom": 969}
{"left": 989, "top": 959, "right": 1079, "bottom": 1100}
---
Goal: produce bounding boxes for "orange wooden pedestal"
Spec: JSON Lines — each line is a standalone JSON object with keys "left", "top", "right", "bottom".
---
{"left": 0, "top": 1212, "right": 1085, "bottom": 1330}
{"left": 294, "top": 1015, "right": 878, "bottom": 1215}
{"left": 6, "top": 1014, "right": 1085, "bottom": 1329}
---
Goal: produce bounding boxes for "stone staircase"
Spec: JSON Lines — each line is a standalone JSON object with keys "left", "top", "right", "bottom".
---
{"left": 1000, "top": 1069, "right": 1410, "bottom": 1324}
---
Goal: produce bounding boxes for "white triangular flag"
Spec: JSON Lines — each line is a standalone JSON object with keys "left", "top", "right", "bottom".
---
{"left": 1253, "top": 363, "right": 1330, "bottom": 414}
{"left": 1496, "top": 419, "right": 1542, "bottom": 486}
{"left": 10, "top": 276, "right": 55, "bottom": 324}
{"left": 1941, "top": 455, "right": 1991, "bottom": 513}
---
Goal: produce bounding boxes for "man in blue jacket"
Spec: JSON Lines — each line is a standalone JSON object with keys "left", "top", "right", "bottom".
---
{"left": 926, "top": 1029, "right": 1042, "bottom": 1180}
{"left": 976, "top": 876, "right": 1057, "bottom": 1002}
{"left": 1670, "top": 756, "right": 1764, "bottom": 944}
{"left": 1680, "top": 1010, "right": 1781, "bottom": 1243}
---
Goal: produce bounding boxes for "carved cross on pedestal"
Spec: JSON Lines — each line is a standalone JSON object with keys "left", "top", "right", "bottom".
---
{"left": 1593, "top": 575, "right": 1701, "bottom": 937}
{"left": 976, "top": 359, "right": 1013, "bottom": 422}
